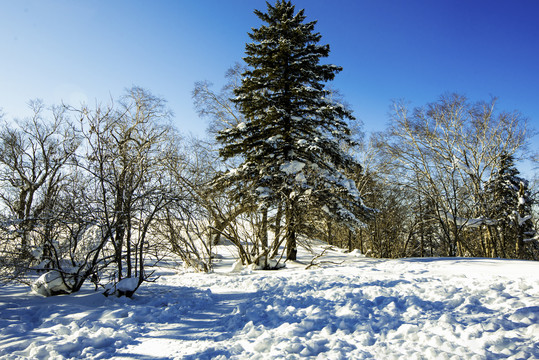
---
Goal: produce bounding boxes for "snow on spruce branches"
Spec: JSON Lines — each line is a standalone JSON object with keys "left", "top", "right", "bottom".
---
{"left": 213, "top": 0, "right": 374, "bottom": 262}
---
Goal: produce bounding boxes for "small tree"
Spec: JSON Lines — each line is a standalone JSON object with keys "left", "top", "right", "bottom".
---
{"left": 159, "top": 137, "right": 218, "bottom": 273}
{"left": 68, "top": 87, "right": 177, "bottom": 296}
{"left": 486, "top": 153, "right": 536, "bottom": 259}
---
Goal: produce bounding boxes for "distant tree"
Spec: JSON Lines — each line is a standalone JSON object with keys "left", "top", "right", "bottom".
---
{"left": 380, "top": 94, "right": 532, "bottom": 257}
{"left": 214, "top": 0, "right": 373, "bottom": 262}
{"left": 486, "top": 153, "right": 536, "bottom": 259}
{"left": 159, "top": 137, "right": 222, "bottom": 273}
{"left": 193, "top": 63, "right": 246, "bottom": 137}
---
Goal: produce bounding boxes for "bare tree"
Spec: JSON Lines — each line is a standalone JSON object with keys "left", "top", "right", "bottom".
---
{"left": 0, "top": 101, "right": 79, "bottom": 282}
{"left": 378, "top": 94, "right": 532, "bottom": 257}
{"left": 74, "top": 87, "right": 176, "bottom": 296}
{"left": 193, "top": 63, "right": 245, "bottom": 137}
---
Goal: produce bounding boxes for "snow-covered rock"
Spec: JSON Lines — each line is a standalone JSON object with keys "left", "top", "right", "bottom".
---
{"left": 31, "top": 271, "right": 72, "bottom": 297}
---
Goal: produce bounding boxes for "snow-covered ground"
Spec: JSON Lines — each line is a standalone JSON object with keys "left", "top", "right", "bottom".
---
{"left": 1, "top": 244, "right": 538, "bottom": 359}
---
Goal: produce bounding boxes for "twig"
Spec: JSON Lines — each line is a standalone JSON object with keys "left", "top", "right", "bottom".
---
{"left": 305, "top": 246, "right": 344, "bottom": 269}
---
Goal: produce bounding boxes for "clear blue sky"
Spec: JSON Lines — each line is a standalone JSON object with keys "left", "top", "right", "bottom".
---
{"left": 1, "top": 0, "right": 538, "bottom": 139}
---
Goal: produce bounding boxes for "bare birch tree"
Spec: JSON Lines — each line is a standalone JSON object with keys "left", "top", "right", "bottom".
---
{"left": 379, "top": 94, "right": 532, "bottom": 257}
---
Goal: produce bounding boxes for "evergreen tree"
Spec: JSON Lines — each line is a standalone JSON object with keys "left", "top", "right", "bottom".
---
{"left": 486, "top": 153, "right": 536, "bottom": 259}
{"left": 215, "top": 0, "right": 373, "bottom": 260}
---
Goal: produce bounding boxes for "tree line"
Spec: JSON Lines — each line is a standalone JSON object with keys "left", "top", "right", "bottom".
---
{"left": 0, "top": 0, "right": 537, "bottom": 296}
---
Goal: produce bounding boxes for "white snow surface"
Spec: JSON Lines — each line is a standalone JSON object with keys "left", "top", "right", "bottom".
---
{"left": 1, "top": 244, "right": 538, "bottom": 359}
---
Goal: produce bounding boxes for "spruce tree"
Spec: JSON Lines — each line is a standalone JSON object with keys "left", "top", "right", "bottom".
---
{"left": 215, "top": 0, "right": 373, "bottom": 260}
{"left": 486, "top": 153, "right": 536, "bottom": 258}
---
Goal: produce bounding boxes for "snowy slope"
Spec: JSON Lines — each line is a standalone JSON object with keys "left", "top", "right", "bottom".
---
{"left": 0, "top": 244, "right": 538, "bottom": 359}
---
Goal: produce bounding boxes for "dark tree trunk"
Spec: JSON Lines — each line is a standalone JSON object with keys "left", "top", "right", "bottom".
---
{"left": 286, "top": 201, "right": 297, "bottom": 261}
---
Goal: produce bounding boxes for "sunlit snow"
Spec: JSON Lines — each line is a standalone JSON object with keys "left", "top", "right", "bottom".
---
{"left": 0, "top": 243, "right": 538, "bottom": 359}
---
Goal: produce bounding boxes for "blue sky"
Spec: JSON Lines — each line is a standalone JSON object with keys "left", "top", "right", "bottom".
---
{"left": 1, "top": 0, "right": 538, "bottom": 140}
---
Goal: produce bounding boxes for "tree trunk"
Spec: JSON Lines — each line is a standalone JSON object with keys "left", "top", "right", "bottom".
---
{"left": 260, "top": 207, "right": 268, "bottom": 268}
{"left": 486, "top": 226, "right": 498, "bottom": 258}
{"left": 516, "top": 226, "right": 525, "bottom": 259}
{"left": 286, "top": 201, "right": 297, "bottom": 261}
{"left": 498, "top": 225, "right": 507, "bottom": 258}
{"left": 271, "top": 203, "right": 283, "bottom": 257}
{"left": 326, "top": 220, "right": 333, "bottom": 245}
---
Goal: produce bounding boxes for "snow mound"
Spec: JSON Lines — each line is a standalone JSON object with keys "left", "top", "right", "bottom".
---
{"left": 31, "top": 271, "right": 73, "bottom": 297}
{"left": 103, "top": 277, "right": 140, "bottom": 297}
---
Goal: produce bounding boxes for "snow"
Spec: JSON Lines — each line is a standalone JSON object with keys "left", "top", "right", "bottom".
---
{"left": 295, "top": 172, "right": 306, "bottom": 184}
{"left": 1, "top": 245, "right": 539, "bottom": 359}
{"left": 31, "top": 271, "right": 73, "bottom": 297}
{"left": 513, "top": 211, "right": 533, "bottom": 227}
{"left": 453, "top": 155, "right": 474, "bottom": 175}
{"left": 116, "top": 277, "right": 139, "bottom": 292}
{"left": 442, "top": 212, "right": 498, "bottom": 228}
{"left": 255, "top": 186, "right": 272, "bottom": 198}
{"left": 280, "top": 160, "right": 305, "bottom": 175}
